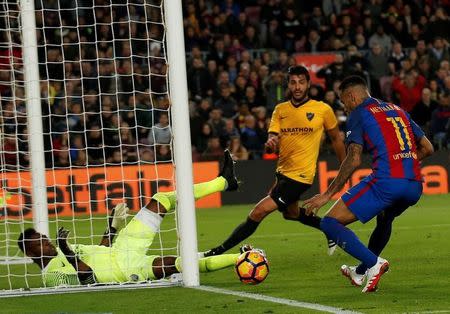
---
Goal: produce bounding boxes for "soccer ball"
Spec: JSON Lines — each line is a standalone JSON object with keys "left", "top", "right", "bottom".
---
{"left": 235, "top": 250, "right": 269, "bottom": 285}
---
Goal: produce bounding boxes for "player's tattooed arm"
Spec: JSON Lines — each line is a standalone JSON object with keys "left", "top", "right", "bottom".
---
{"left": 57, "top": 227, "right": 96, "bottom": 285}
{"left": 416, "top": 136, "right": 434, "bottom": 161}
{"left": 324, "top": 143, "right": 362, "bottom": 198}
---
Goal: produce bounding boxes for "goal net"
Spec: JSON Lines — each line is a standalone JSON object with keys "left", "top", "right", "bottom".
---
{"left": 0, "top": 0, "right": 196, "bottom": 295}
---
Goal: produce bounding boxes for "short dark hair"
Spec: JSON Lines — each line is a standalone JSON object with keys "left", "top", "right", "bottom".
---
{"left": 338, "top": 75, "right": 368, "bottom": 92}
{"left": 17, "top": 228, "right": 37, "bottom": 253}
{"left": 287, "top": 65, "right": 310, "bottom": 82}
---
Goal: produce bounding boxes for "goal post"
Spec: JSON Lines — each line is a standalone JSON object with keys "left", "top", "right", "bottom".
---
{"left": 164, "top": 0, "right": 199, "bottom": 287}
{"left": 0, "top": 0, "right": 200, "bottom": 294}
{"left": 20, "top": 0, "right": 49, "bottom": 237}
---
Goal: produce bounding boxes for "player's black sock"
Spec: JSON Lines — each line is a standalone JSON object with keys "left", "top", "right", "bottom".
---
{"left": 205, "top": 217, "right": 260, "bottom": 256}
{"left": 356, "top": 213, "right": 393, "bottom": 274}
{"left": 297, "top": 207, "right": 321, "bottom": 230}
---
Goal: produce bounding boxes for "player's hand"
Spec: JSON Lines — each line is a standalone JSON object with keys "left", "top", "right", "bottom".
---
{"left": 57, "top": 227, "right": 70, "bottom": 249}
{"left": 111, "top": 203, "right": 129, "bottom": 231}
{"left": 303, "top": 194, "right": 330, "bottom": 216}
{"left": 265, "top": 136, "right": 279, "bottom": 153}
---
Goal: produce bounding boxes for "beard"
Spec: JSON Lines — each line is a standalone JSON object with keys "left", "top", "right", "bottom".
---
{"left": 291, "top": 89, "right": 309, "bottom": 104}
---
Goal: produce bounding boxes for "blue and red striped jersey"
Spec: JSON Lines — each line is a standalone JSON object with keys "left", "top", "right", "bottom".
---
{"left": 345, "top": 97, "right": 424, "bottom": 181}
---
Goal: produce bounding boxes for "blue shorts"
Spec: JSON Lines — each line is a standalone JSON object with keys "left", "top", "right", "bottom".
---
{"left": 341, "top": 175, "right": 423, "bottom": 223}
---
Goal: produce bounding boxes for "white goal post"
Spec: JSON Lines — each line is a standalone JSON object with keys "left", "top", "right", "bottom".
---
{"left": 0, "top": 0, "right": 199, "bottom": 295}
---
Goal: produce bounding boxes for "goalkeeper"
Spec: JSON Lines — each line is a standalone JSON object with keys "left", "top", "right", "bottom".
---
{"left": 18, "top": 150, "right": 244, "bottom": 287}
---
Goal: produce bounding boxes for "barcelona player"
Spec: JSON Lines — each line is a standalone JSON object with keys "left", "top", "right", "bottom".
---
{"left": 204, "top": 65, "right": 346, "bottom": 258}
{"left": 304, "top": 75, "right": 434, "bottom": 292}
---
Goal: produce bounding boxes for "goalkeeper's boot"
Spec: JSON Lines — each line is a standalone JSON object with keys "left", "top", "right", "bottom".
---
{"left": 362, "top": 257, "right": 389, "bottom": 293}
{"left": 219, "top": 149, "right": 239, "bottom": 191}
{"left": 327, "top": 238, "right": 337, "bottom": 256}
{"left": 341, "top": 265, "right": 366, "bottom": 287}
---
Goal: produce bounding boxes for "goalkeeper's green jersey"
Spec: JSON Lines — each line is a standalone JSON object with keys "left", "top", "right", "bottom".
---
{"left": 72, "top": 244, "right": 127, "bottom": 283}
{"left": 42, "top": 248, "right": 80, "bottom": 287}
{"left": 42, "top": 245, "right": 125, "bottom": 286}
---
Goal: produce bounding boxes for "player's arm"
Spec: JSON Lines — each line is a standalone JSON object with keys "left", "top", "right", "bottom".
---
{"left": 416, "top": 136, "right": 434, "bottom": 161}
{"left": 265, "top": 105, "right": 281, "bottom": 153}
{"left": 406, "top": 113, "right": 434, "bottom": 161}
{"left": 265, "top": 132, "right": 279, "bottom": 153}
{"left": 99, "top": 203, "right": 129, "bottom": 247}
{"left": 326, "top": 126, "right": 346, "bottom": 164}
{"left": 324, "top": 143, "right": 362, "bottom": 197}
{"left": 303, "top": 143, "right": 362, "bottom": 215}
{"left": 57, "top": 227, "right": 96, "bottom": 285}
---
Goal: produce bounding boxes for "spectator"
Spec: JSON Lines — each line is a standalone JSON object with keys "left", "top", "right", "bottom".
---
{"left": 208, "top": 108, "right": 226, "bottom": 137}
{"left": 196, "top": 122, "right": 215, "bottom": 153}
{"left": 201, "top": 136, "right": 223, "bottom": 161}
{"left": 187, "top": 57, "right": 214, "bottom": 99}
{"left": 392, "top": 70, "right": 426, "bottom": 112}
{"left": 240, "top": 114, "right": 266, "bottom": 159}
{"left": 305, "top": 29, "right": 324, "bottom": 53}
{"left": 411, "top": 88, "right": 438, "bottom": 132}
{"left": 228, "top": 136, "right": 249, "bottom": 160}
{"left": 369, "top": 25, "right": 392, "bottom": 54}
{"left": 241, "top": 25, "right": 261, "bottom": 49}
{"left": 265, "top": 70, "right": 285, "bottom": 113}
{"left": 208, "top": 37, "right": 229, "bottom": 70}
{"left": 317, "top": 54, "right": 350, "bottom": 90}
{"left": 366, "top": 44, "right": 391, "bottom": 99}
{"left": 148, "top": 112, "right": 171, "bottom": 145}
{"left": 156, "top": 145, "right": 172, "bottom": 163}
{"left": 221, "top": 118, "right": 240, "bottom": 147}
{"left": 388, "top": 42, "right": 407, "bottom": 74}
{"left": 427, "top": 37, "right": 450, "bottom": 73}
{"left": 430, "top": 91, "right": 450, "bottom": 149}
{"left": 214, "top": 83, "right": 238, "bottom": 119}
{"left": 281, "top": 8, "right": 303, "bottom": 53}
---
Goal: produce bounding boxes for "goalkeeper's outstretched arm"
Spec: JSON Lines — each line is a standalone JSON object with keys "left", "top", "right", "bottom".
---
{"left": 57, "top": 227, "right": 96, "bottom": 285}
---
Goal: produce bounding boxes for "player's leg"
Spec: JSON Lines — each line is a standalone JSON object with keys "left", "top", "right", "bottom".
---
{"left": 150, "top": 254, "right": 240, "bottom": 279}
{"left": 203, "top": 172, "right": 302, "bottom": 256}
{"left": 354, "top": 211, "right": 396, "bottom": 275}
{"left": 283, "top": 204, "right": 337, "bottom": 255}
{"left": 148, "top": 149, "right": 238, "bottom": 213}
{"left": 203, "top": 195, "right": 278, "bottom": 256}
{"left": 321, "top": 177, "right": 391, "bottom": 292}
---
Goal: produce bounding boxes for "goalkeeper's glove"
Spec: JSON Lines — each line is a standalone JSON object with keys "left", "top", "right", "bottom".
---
{"left": 111, "top": 203, "right": 129, "bottom": 231}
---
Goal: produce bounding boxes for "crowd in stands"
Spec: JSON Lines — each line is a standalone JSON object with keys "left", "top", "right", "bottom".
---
{"left": 185, "top": 0, "right": 450, "bottom": 161}
{"left": 0, "top": 0, "right": 449, "bottom": 169}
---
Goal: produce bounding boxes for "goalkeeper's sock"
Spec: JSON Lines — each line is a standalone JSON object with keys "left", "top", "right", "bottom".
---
{"left": 205, "top": 217, "right": 260, "bottom": 256}
{"left": 193, "top": 177, "right": 227, "bottom": 199}
{"left": 175, "top": 254, "right": 239, "bottom": 273}
{"left": 321, "top": 217, "right": 378, "bottom": 268}
{"left": 152, "top": 177, "right": 227, "bottom": 211}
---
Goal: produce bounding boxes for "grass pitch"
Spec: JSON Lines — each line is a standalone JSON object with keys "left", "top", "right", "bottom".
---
{"left": 1, "top": 194, "right": 450, "bottom": 313}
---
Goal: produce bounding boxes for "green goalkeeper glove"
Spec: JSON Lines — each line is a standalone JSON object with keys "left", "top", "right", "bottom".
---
{"left": 111, "top": 203, "right": 129, "bottom": 231}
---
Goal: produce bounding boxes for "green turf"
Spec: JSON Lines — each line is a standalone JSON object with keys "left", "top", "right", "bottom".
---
{"left": 1, "top": 194, "right": 450, "bottom": 313}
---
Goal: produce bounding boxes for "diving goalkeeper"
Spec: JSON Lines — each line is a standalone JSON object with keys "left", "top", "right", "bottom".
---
{"left": 18, "top": 150, "right": 246, "bottom": 287}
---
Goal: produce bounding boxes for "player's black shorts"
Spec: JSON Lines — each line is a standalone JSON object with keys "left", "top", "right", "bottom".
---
{"left": 269, "top": 172, "right": 312, "bottom": 212}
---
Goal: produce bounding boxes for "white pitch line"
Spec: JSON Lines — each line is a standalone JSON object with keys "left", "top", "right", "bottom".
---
{"left": 406, "top": 311, "right": 450, "bottom": 314}
{"left": 195, "top": 285, "right": 362, "bottom": 314}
